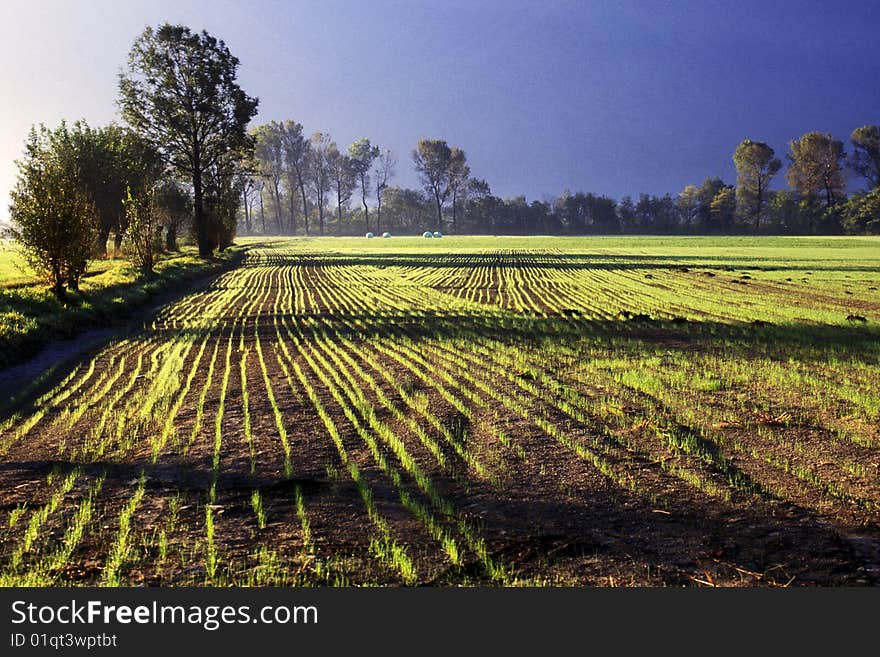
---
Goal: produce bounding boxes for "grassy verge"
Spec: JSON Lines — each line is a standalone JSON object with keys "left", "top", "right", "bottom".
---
{"left": 0, "top": 245, "right": 246, "bottom": 371}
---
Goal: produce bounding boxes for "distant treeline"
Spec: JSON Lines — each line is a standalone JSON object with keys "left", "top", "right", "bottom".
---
{"left": 243, "top": 126, "right": 880, "bottom": 237}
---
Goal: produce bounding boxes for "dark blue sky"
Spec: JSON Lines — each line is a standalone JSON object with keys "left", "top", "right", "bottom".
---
{"left": 1, "top": 0, "right": 878, "bottom": 217}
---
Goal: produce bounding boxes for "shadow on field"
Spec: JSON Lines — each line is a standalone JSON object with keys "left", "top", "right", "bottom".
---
{"left": 139, "top": 309, "right": 880, "bottom": 360}
{"left": 0, "top": 453, "right": 872, "bottom": 586}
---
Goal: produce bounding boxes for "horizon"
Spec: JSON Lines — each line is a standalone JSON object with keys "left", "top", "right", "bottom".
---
{"left": 1, "top": 0, "right": 878, "bottom": 223}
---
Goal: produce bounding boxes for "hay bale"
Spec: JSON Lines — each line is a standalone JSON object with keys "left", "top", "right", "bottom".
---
{"left": 422, "top": 231, "right": 433, "bottom": 238}
{"left": 433, "top": 231, "right": 443, "bottom": 238}
{"left": 365, "top": 232, "right": 375, "bottom": 238}
{"left": 382, "top": 232, "right": 391, "bottom": 238}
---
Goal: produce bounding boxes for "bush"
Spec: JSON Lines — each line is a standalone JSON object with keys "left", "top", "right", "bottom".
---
{"left": 8, "top": 125, "right": 98, "bottom": 299}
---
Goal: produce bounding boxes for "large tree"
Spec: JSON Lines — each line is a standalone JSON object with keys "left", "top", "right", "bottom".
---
{"left": 850, "top": 125, "right": 880, "bottom": 190}
{"left": 118, "top": 23, "right": 258, "bottom": 256}
{"left": 786, "top": 132, "right": 846, "bottom": 208}
{"left": 348, "top": 138, "right": 379, "bottom": 231}
{"left": 412, "top": 138, "right": 452, "bottom": 232}
{"left": 733, "top": 139, "right": 781, "bottom": 232}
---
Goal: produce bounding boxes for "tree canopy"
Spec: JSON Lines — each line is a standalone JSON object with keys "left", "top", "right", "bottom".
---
{"left": 118, "top": 23, "right": 258, "bottom": 256}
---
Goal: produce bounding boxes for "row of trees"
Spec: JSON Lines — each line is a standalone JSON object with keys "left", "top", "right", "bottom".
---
{"left": 732, "top": 128, "right": 879, "bottom": 233}
{"left": 244, "top": 128, "right": 477, "bottom": 237}
{"left": 246, "top": 122, "right": 396, "bottom": 236}
{"left": 236, "top": 125, "right": 879, "bottom": 238}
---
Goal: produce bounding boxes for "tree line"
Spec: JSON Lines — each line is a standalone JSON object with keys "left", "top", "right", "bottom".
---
{"left": 239, "top": 126, "right": 879, "bottom": 238}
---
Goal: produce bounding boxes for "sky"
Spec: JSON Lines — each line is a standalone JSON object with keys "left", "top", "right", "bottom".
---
{"left": 1, "top": 0, "right": 878, "bottom": 221}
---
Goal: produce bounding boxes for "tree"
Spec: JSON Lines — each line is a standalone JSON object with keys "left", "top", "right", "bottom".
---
{"left": 850, "top": 125, "right": 880, "bottom": 190}
{"left": 327, "top": 143, "right": 356, "bottom": 235}
{"left": 695, "top": 177, "right": 729, "bottom": 232}
{"left": 123, "top": 184, "right": 160, "bottom": 274}
{"left": 308, "top": 132, "right": 331, "bottom": 235}
{"left": 765, "top": 190, "right": 800, "bottom": 233}
{"left": 374, "top": 149, "right": 396, "bottom": 234}
{"left": 237, "top": 167, "right": 258, "bottom": 235}
{"left": 786, "top": 132, "right": 846, "bottom": 208}
{"left": 8, "top": 124, "right": 97, "bottom": 299}
{"left": 118, "top": 23, "right": 258, "bottom": 256}
{"left": 413, "top": 138, "right": 452, "bottom": 231}
{"left": 840, "top": 188, "right": 880, "bottom": 234}
{"left": 155, "top": 180, "right": 191, "bottom": 250}
{"left": 279, "top": 120, "right": 310, "bottom": 235}
{"left": 677, "top": 184, "right": 701, "bottom": 231}
{"left": 348, "top": 138, "right": 379, "bottom": 231}
{"left": 447, "top": 147, "right": 470, "bottom": 232}
{"left": 709, "top": 187, "right": 737, "bottom": 232}
{"left": 733, "top": 139, "right": 781, "bottom": 232}
{"left": 252, "top": 123, "right": 285, "bottom": 233}
{"left": 382, "top": 187, "right": 431, "bottom": 233}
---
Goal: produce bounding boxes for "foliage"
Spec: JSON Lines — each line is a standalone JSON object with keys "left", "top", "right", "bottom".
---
{"left": 849, "top": 125, "right": 880, "bottom": 189}
{"left": 123, "top": 185, "right": 161, "bottom": 274}
{"left": 840, "top": 188, "right": 880, "bottom": 234}
{"left": 733, "top": 139, "right": 781, "bottom": 231}
{"left": 0, "top": 246, "right": 240, "bottom": 371}
{"left": 348, "top": 138, "right": 380, "bottom": 231}
{"left": 8, "top": 124, "right": 98, "bottom": 299}
{"left": 118, "top": 23, "right": 258, "bottom": 256}
{"left": 786, "top": 132, "right": 847, "bottom": 207}
{"left": 154, "top": 181, "right": 192, "bottom": 251}
{"left": 327, "top": 143, "right": 356, "bottom": 235}
{"left": 413, "top": 139, "right": 453, "bottom": 231}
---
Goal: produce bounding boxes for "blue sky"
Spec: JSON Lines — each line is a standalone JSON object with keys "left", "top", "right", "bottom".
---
{"left": 1, "top": 0, "right": 878, "bottom": 220}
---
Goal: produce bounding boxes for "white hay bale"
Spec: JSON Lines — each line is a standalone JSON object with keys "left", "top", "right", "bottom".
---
{"left": 365, "top": 232, "right": 374, "bottom": 238}
{"left": 382, "top": 232, "right": 391, "bottom": 238}
{"left": 433, "top": 231, "right": 443, "bottom": 238}
{"left": 422, "top": 231, "right": 433, "bottom": 238}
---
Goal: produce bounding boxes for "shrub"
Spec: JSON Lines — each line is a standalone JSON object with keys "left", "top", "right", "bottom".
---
{"left": 8, "top": 125, "right": 97, "bottom": 299}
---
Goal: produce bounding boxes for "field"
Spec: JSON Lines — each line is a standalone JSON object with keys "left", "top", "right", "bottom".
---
{"left": 1, "top": 235, "right": 879, "bottom": 586}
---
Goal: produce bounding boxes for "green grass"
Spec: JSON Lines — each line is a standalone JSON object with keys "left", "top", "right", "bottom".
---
{"left": 0, "top": 244, "right": 245, "bottom": 371}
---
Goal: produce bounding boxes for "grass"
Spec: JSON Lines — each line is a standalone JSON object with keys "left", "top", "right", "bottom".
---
{"left": 0, "top": 243, "right": 245, "bottom": 371}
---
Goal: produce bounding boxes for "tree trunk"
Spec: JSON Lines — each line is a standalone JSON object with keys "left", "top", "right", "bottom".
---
{"left": 297, "top": 173, "right": 309, "bottom": 236}
{"left": 337, "top": 189, "right": 344, "bottom": 236}
{"left": 288, "top": 188, "right": 298, "bottom": 235}
{"left": 361, "top": 174, "right": 369, "bottom": 232}
{"left": 376, "top": 181, "right": 382, "bottom": 234}
{"left": 166, "top": 224, "right": 178, "bottom": 251}
{"left": 95, "top": 225, "right": 111, "bottom": 259}
{"left": 193, "top": 163, "right": 211, "bottom": 257}
{"left": 451, "top": 190, "right": 457, "bottom": 232}
{"left": 271, "top": 180, "right": 283, "bottom": 234}
{"left": 258, "top": 188, "right": 266, "bottom": 234}
{"left": 435, "top": 194, "right": 442, "bottom": 233}
{"left": 242, "top": 185, "right": 251, "bottom": 235}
